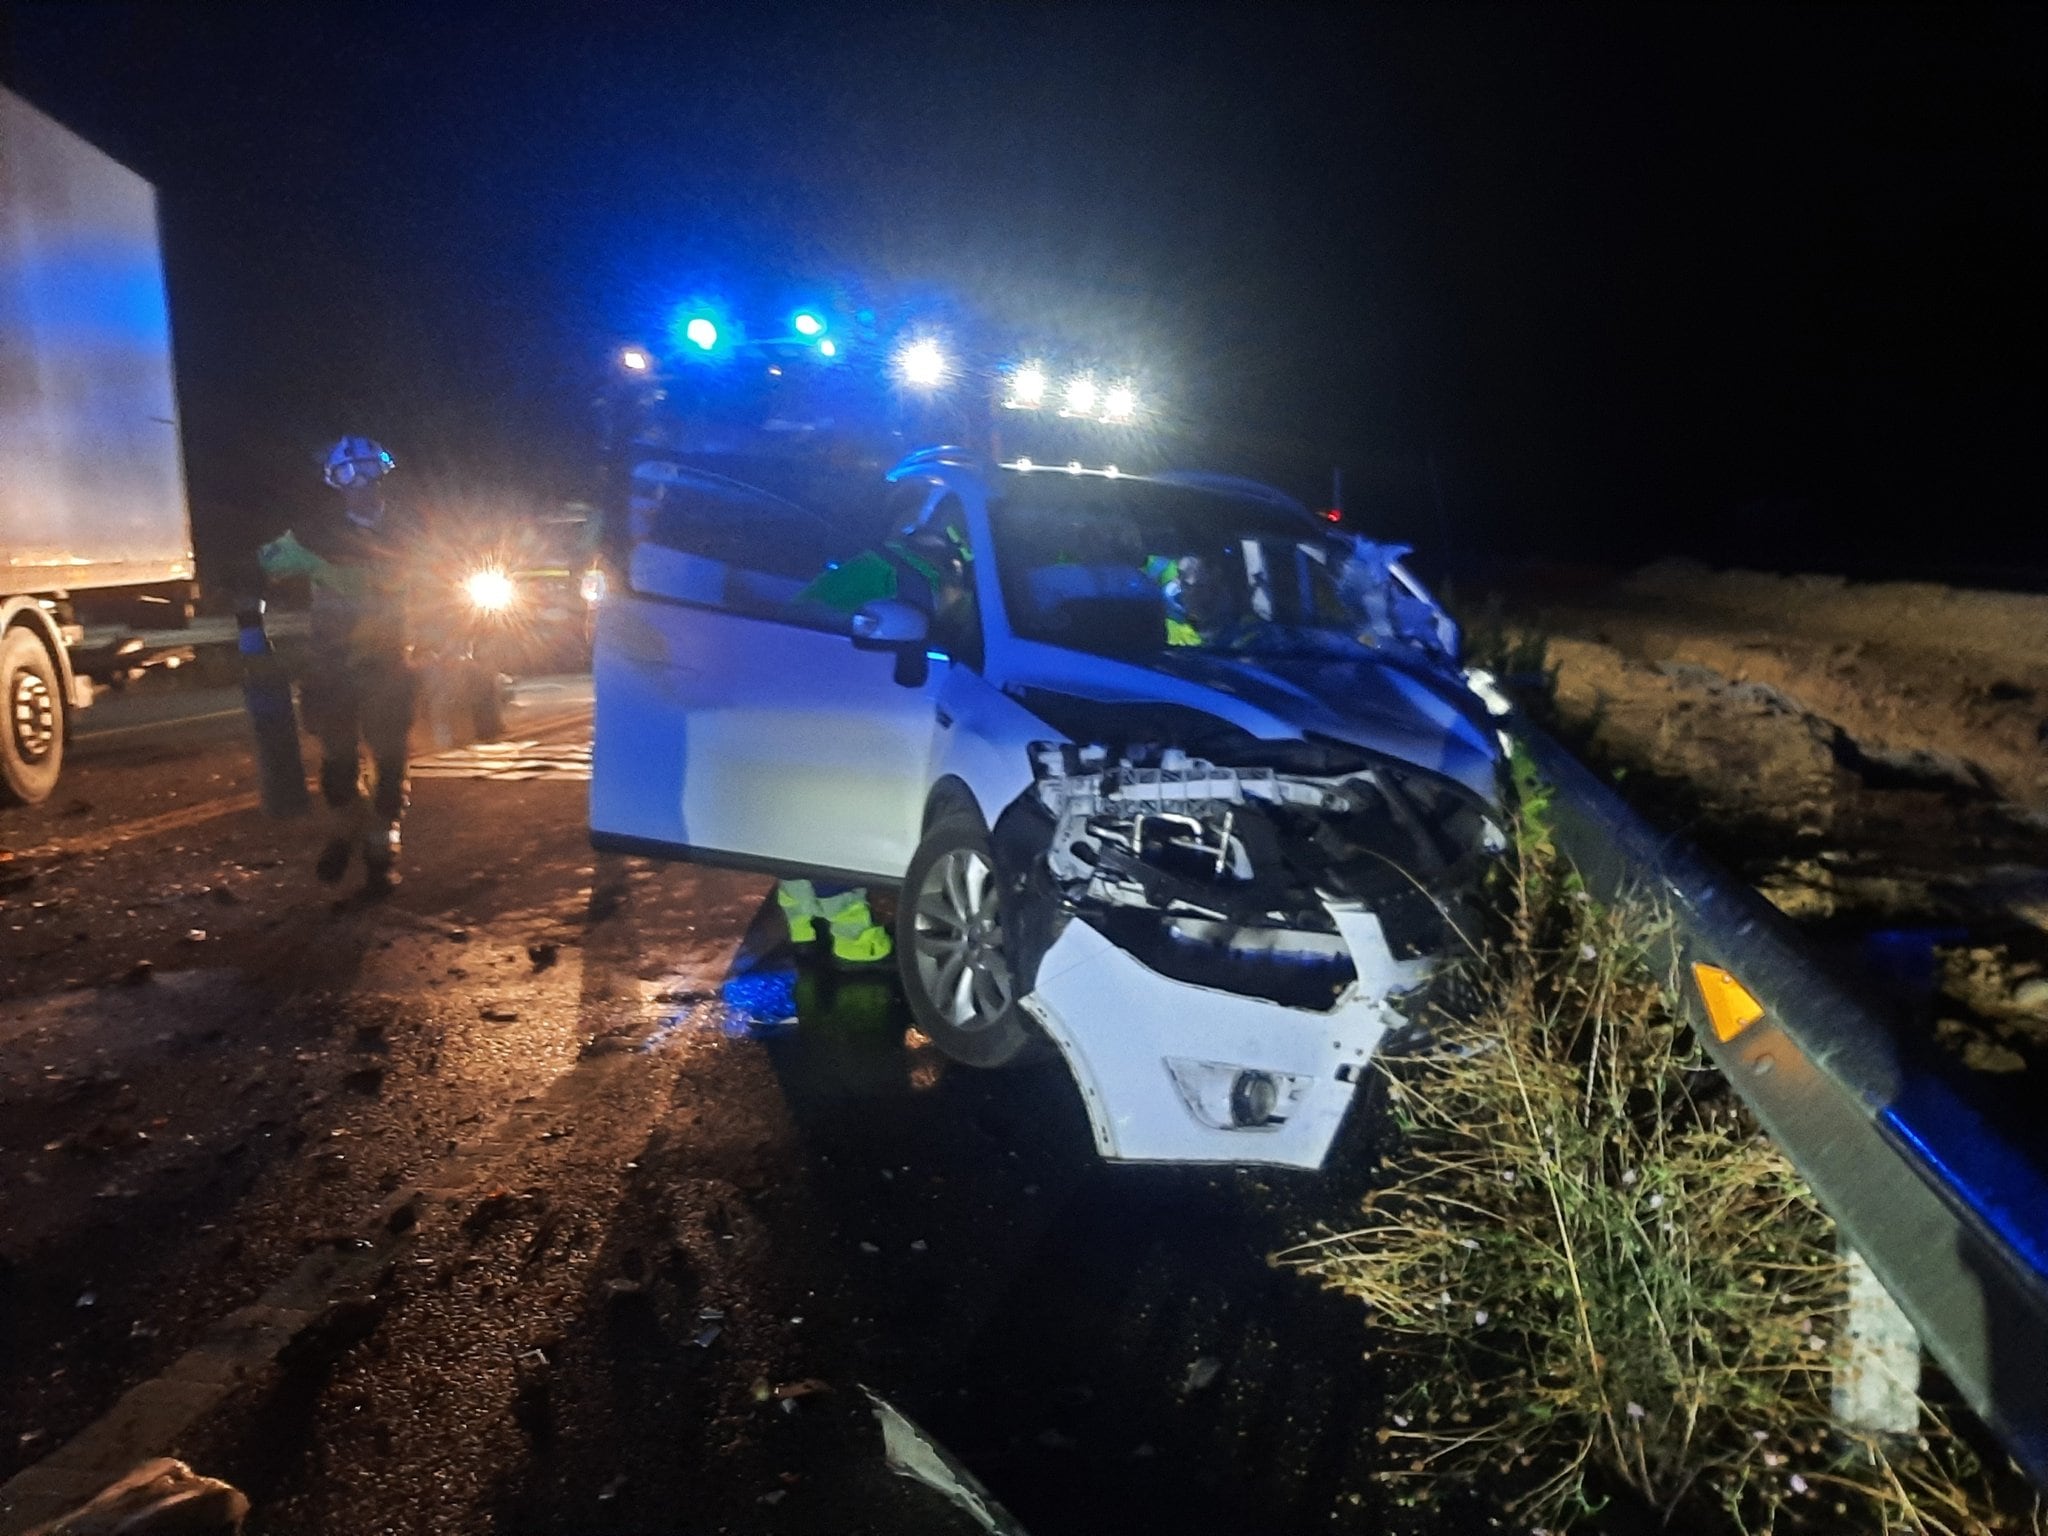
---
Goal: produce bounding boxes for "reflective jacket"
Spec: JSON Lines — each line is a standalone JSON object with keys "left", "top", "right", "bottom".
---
{"left": 258, "top": 505, "right": 414, "bottom": 662}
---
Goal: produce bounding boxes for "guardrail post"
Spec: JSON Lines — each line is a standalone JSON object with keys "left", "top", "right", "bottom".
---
{"left": 1833, "top": 1245, "right": 1921, "bottom": 1436}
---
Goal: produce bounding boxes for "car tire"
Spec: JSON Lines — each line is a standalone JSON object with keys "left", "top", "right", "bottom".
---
{"left": 897, "top": 808, "right": 1036, "bottom": 1068}
{"left": 1, "top": 626, "right": 65, "bottom": 806}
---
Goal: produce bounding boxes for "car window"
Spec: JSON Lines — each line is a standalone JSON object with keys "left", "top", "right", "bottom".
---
{"left": 923, "top": 497, "right": 983, "bottom": 671}
{"left": 624, "top": 456, "right": 889, "bottom": 627}
{"left": 635, "top": 464, "right": 838, "bottom": 577}
{"left": 990, "top": 478, "right": 1352, "bottom": 660}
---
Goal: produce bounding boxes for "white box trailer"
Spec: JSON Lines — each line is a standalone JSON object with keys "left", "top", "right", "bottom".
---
{"left": 1, "top": 85, "right": 195, "bottom": 803}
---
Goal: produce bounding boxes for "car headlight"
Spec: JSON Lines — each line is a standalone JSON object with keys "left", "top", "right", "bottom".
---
{"left": 579, "top": 567, "right": 608, "bottom": 605}
{"left": 463, "top": 568, "right": 517, "bottom": 614}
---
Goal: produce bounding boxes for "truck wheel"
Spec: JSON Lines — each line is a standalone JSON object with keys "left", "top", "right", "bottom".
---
{"left": 1, "top": 626, "right": 65, "bottom": 806}
{"left": 897, "top": 809, "right": 1036, "bottom": 1068}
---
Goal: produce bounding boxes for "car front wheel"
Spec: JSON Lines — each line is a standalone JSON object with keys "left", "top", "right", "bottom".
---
{"left": 898, "top": 809, "right": 1035, "bottom": 1068}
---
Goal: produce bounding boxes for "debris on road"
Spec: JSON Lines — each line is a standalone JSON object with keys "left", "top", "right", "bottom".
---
{"left": 478, "top": 1004, "right": 518, "bottom": 1022}
{"left": 866, "top": 1388, "right": 1028, "bottom": 1536}
{"left": 526, "top": 941, "right": 559, "bottom": 971}
{"left": 25, "top": 1457, "right": 249, "bottom": 1536}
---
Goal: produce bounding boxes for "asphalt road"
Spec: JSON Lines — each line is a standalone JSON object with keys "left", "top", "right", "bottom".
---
{"left": 0, "top": 676, "right": 1408, "bottom": 1536}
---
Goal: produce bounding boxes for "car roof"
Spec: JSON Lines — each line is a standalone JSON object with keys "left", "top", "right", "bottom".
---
{"left": 886, "top": 451, "right": 1317, "bottom": 524}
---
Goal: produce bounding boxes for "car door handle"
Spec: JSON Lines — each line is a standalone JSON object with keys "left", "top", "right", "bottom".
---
{"left": 936, "top": 709, "right": 954, "bottom": 729}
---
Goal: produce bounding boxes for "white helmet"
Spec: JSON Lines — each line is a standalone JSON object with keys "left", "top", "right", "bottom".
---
{"left": 323, "top": 436, "right": 395, "bottom": 488}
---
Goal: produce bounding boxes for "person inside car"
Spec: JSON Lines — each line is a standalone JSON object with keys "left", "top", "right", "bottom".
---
{"left": 1164, "top": 550, "right": 1259, "bottom": 648}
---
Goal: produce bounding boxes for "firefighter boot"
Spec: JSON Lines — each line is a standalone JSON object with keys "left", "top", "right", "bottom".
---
{"left": 818, "top": 888, "right": 893, "bottom": 967}
{"left": 361, "top": 817, "right": 402, "bottom": 898}
{"left": 775, "top": 879, "right": 826, "bottom": 948}
{"left": 315, "top": 799, "right": 364, "bottom": 884}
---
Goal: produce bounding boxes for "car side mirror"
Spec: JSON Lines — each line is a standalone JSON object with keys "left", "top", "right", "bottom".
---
{"left": 850, "top": 599, "right": 929, "bottom": 648}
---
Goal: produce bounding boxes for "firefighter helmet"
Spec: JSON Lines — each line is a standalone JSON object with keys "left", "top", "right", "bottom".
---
{"left": 322, "top": 437, "right": 395, "bottom": 489}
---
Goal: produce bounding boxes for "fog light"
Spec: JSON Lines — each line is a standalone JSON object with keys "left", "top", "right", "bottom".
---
{"left": 1165, "top": 1057, "right": 1300, "bottom": 1131}
{"left": 1230, "top": 1070, "right": 1279, "bottom": 1127}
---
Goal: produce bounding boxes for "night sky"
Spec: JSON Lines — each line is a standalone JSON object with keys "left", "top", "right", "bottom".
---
{"left": 4, "top": 3, "right": 2041, "bottom": 585}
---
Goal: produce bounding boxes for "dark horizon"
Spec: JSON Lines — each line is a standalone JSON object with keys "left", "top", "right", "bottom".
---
{"left": 4, "top": 2, "right": 2041, "bottom": 587}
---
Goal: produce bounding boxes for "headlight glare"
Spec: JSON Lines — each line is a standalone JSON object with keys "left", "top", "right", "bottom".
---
{"left": 463, "top": 568, "right": 517, "bottom": 614}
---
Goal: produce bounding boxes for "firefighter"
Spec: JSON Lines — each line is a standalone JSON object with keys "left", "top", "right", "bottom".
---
{"left": 773, "top": 504, "right": 977, "bottom": 965}
{"left": 1163, "top": 550, "right": 1259, "bottom": 648}
{"left": 258, "top": 437, "right": 417, "bottom": 896}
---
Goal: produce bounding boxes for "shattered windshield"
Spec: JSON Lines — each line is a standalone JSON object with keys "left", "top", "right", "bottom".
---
{"left": 989, "top": 476, "right": 1391, "bottom": 661}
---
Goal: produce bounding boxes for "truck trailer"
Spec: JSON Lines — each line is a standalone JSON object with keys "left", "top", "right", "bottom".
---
{"left": 1, "top": 84, "right": 196, "bottom": 803}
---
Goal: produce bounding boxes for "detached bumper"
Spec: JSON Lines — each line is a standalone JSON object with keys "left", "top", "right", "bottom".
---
{"left": 1019, "top": 910, "right": 1429, "bottom": 1171}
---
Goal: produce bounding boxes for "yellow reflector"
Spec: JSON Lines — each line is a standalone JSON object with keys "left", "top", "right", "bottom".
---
{"left": 1693, "top": 962, "right": 1766, "bottom": 1041}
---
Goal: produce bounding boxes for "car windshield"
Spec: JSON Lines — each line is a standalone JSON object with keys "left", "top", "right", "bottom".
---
{"left": 988, "top": 475, "right": 1383, "bottom": 662}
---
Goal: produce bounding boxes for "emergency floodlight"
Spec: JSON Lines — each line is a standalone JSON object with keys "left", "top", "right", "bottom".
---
{"left": 618, "top": 346, "right": 653, "bottom": 373}
{"left": 895, "top": 337, "right": 949, "bottom": 389}
{"left": 1102, "top": 382, "right": 1137, "bottom": 423}
{"left": 793, "top": 311, "right": 826, "bottom": 337}
{"left": 1007, "top": 363, "right": 1048, "bottom": 409}
{"left": 684, "top": 316, "right": 719, "bottom": 351}
{"left": 1062, "top": 375, "right": 1099, "bottom": 415}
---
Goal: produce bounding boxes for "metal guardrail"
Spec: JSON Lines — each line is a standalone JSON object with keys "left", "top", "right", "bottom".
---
{"left": 1516, "top": 720, "right": 2048, "bottom": 1484}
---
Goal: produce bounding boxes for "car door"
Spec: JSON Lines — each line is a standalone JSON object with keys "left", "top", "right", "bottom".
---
{"left": 589, "top": 471, "right": 941, "bottom": 882}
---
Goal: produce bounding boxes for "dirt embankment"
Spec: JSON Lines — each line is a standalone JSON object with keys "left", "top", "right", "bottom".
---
{"left": 1501, "top": 562, "right": 2048, "bottom": 1079}
{"left": 1579, "top": 565, "right": 2048, "bottom": 804}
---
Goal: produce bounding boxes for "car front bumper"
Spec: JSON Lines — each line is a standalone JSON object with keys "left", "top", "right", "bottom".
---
{"left": 1018, "top": 907, "right": 1431, "bottom": 1171}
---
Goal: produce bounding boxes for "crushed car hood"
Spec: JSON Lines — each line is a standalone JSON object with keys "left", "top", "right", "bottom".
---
{"left": 999, "top": 640, "right": 1504, "bottom": 806}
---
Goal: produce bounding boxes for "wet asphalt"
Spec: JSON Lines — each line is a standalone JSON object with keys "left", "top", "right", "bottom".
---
{"left": 0, "top": 675, "right": 1414, "bottom": 1535}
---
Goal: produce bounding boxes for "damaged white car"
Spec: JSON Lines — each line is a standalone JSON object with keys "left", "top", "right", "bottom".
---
{"left": 590, "top": 449, "right": 1508, "bottom": 1170}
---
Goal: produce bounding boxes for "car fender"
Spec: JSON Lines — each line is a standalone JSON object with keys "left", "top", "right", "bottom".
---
{"left": 925, "top": 666, "right": 1046, "bottom": 831}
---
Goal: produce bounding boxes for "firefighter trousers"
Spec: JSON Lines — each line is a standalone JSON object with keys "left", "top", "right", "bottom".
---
{"left": 302, "top": 653, "right": 417, "bottom": 833}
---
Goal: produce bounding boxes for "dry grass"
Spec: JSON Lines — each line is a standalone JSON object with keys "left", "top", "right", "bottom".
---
{"left": 1279, "top": 767, "right": 2043, "bottom": 1533}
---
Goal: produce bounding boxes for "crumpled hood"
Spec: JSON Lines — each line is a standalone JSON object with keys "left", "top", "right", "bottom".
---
{"left": 1151, "top": 649, "right": 1504, "bottom": 801}
{"left": 1001, "top": 641, "right": 1506, "bottom": 805}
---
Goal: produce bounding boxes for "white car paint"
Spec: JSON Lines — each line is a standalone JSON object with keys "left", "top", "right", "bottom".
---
{"left": 592, "top": 579, "right": 938, "bottom": 878}
{"left": 1022, "top": 908, "right": 1431, "bottom": 1168}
